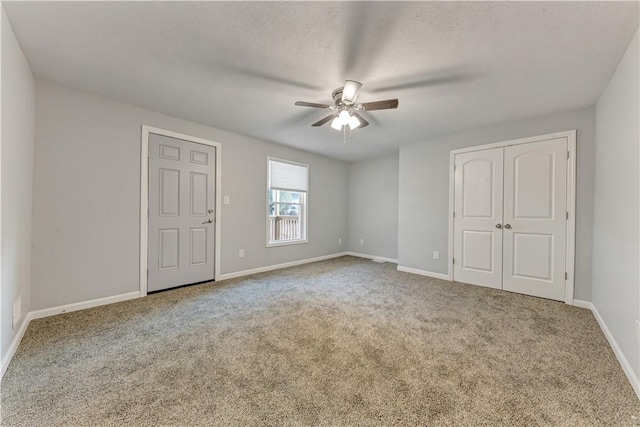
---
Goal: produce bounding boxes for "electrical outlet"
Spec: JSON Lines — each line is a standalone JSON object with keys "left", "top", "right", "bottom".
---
{"left": 12, "top": 296, "right": 21, "bottom": 329}
{"left": 238, "top": 249, "right": 244, "bottom": 258}
{"left": 433, "top": 251, "right": 440, "bottom": 260}
{"left": 360, "top": 239, "right": 364, "bottom": 245}
{"left": 338, "top": 238, "right": 342, "bottom": 245}
{"left": 223, "top": 196, "right": 230, "bottom": 205}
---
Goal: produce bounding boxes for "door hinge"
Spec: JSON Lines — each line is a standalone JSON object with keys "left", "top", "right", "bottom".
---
{"left": 565, "top": 272, "right": 568, "bottom": 280}
{"left": 566, "top": 211, "right": 569, "bottom": 220}
{"left": 147, "top": 208, "right": 149, "bottom": 218}
{"left": 567, "top": 151, "right": 570, "bottom": 159}
{"left": 453, "top": 211, "right": 456, "bottom": 218}
{"left": 452, "top": 258, "right": 455, "bottom": 265}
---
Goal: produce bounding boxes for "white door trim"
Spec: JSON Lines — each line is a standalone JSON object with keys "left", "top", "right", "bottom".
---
{"left": 140, "top": 125, "right": 222, "bottom": 296}
{"left": 447, "top": 130, "right": 577, "bottom": 304}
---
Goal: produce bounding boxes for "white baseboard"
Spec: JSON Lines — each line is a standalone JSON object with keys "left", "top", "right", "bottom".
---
{"left": 397, "top": 265, "right": 451, "bottom": 281}
{"left": 571, "top": 299, "right": 593, "bottom": 310}
{"left": 29, "top": 291, "right": 141, "bottom": 320}
{"left": 345, "top": 252, "right": 398, "bottom": 264}
{"left": 573, "top": 299, "right": 640, "bottom": 400}
{"left": 1, "top": 312, "right": 34, "bottom": 378}
{"left": 217, "top": 252, "right": 349, "bottom": 281}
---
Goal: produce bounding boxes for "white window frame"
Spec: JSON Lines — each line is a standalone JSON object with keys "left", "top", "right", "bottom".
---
{"left": 266, "top": 156, "right": 309, "bottom": 247}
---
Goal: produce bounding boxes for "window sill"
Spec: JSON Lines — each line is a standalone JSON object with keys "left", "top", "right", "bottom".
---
{"left": 266, "top": 239, "right": 308, "bottom": 248}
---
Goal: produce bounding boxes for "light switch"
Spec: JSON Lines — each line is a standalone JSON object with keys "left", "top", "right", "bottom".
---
{"left": 223, "top": 196, "right": 230, "bottom": 205}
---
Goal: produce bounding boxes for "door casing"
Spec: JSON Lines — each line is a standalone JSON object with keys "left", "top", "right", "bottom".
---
{"left": 140, "top": 125, "right": 222, "bottom": 296}
{"left": 448, "top": 130, "right": 577, "bottom": 304}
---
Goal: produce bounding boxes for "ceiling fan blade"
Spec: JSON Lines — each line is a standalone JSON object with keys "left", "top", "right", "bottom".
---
{"left": 353, "top": 113, "right": 369, "bottom": 128}
{"left": 342, "top": 80, "right": 363, "bottom": 103}
{"left": 311, "top": 114, "right": 335, "bottom": 127}
{"left": 360, "top": 99, "right": 399, "bottom": 111}
{"left": 295, "top": 101, "right": 331, "bottom": 109}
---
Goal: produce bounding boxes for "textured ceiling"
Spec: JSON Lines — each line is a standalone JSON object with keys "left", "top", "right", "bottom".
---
{"left": 4, "top": 1, "right": 639, "bottom": 162}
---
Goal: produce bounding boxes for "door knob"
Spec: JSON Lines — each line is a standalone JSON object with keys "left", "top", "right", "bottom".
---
{"left": 208, "top": 208, "right": 214, "bottom": 214}
{"left": 504, "top": 224, "right": 512, "bottom": 229}
{"left": 495, "top": 223, "right": 502, "bottom": 229}
{"left": 202, "top": 218, "right": 213, "bottom": 224}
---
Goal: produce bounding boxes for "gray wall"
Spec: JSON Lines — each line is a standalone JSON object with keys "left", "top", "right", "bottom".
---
{"left": 32, "top": 79, "right": 348, "bottom": 310}
{"left": 398, "top": 107, "right": 596, "bottom": 301}
{"left": 592, "top": 29, "right": 639, "bottom": 381}
{"left": 1, "top": 7, "right": 35, "bottom": 360}
{"left": 347, "top": 153, "right": 399, "bottom": 260}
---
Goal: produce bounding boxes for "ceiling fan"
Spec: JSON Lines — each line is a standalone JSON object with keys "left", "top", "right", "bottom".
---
{"left": 294, "top": 80, "right": 398, "bottom": 131}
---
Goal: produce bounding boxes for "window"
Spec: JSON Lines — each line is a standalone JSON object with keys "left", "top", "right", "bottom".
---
{"left": 267, "top": 157, "right": 308, "bottom": 246}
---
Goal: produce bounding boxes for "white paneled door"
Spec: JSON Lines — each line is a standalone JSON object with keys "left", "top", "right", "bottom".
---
{"left": 453, "top": 137, "right": 568, "bottom": 301}
{"left": 502, "top": 138, "right": 567, "bottom": 301}
{"left": 453, "top": 148, "right": 504, "bottom": 290}
{"left": 148, "top": 133, "right": 216, "bottom": 292}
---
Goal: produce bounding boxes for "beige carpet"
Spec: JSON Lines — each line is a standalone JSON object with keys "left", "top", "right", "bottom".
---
{"left": 1, "top": 256, "right": 638, "bottom": 426}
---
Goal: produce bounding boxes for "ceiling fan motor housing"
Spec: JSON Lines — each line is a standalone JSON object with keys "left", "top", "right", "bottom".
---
{"left": 332, "top": 88, "right": 344, "bottom": 106}
{"left": 332, "top": 87, "right": 362, "bottom": 116}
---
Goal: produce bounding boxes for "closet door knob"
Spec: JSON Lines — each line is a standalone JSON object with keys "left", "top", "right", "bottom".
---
{"left": 495, "top": 223, "right": 502, "bottom": 229}
{"left": 504, "top": 224, "right": 512, "bottom": 229}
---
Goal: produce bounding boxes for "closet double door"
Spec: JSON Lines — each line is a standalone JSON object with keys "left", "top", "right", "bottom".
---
{"left": 453, "top": 137, "right": 568, "bottom": 301}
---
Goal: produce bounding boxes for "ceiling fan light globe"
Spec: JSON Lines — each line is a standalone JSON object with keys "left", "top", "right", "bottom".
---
{"left": 348, "top": 115, "right": 361, "bottom": 130}
{"left": 330, "top": 117, "right": 343, "bottom": 131}
{"left": 338, "top": 110, "right": 351, "bottom": 125}
{"left": 342, "top": 80, "right": 363, "bottom": 103}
